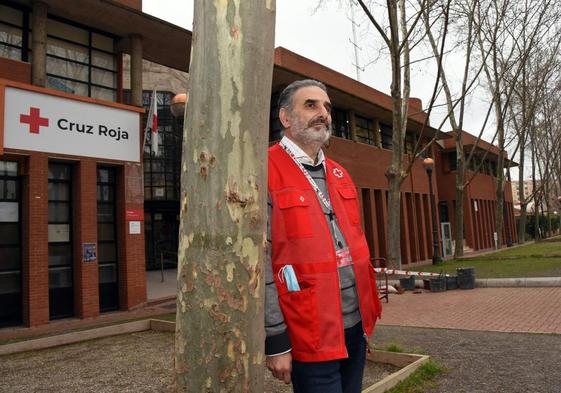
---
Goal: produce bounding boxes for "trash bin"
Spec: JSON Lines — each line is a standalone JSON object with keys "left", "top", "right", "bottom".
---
{"left": 446, "top": 276, "right": 458, "bottom": 290}
{"left": 457, "top": 267, "right": 476, "bottom": 289}
{"left": 430, "top": 276, "right": 447, "bottom": 292}
{"left": 399, "top": 276, "right": 416, "bottom": 291}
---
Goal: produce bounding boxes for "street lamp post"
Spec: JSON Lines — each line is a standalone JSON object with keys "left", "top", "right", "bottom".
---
{"left": 423, "top": 158, "right": 442, "bottom": 265}
{"left": 558, "top": 196, "right": 561, "bottom": 235}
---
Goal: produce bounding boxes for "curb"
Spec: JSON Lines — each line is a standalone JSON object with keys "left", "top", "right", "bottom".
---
{"left": 0, "top": 320, "right": 151, "bottom": 356}
{"left": 363, "top": 351, "right": 430, "bottom": 393}
{"left": 476, "top": 277, "right": 561, "bottom": 288}
{"left": 388, "top": 277, "right": 561, "bottom": 289}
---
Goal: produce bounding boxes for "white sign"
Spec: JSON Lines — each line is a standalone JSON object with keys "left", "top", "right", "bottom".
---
{"left": 129, "top": 220, "right": 141, "bottom": 234}
{"left": 3, "top": 87, "right": 140, "bottom": 162}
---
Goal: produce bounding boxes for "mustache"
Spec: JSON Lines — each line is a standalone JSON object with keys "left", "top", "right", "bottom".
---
{"left": 308, "top": 117, "right": 329, "bottom": 128}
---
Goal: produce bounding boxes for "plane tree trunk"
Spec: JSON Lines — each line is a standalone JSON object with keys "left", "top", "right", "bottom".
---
{"left": 175, "top": 1, "right": 275, "bottom": 392}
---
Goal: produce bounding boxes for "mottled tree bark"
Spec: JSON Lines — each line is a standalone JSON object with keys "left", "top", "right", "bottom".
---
{"left": 175, "top": 1, "right": 275, "bottom": 392}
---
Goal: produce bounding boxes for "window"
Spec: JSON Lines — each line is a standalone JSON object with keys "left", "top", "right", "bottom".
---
{"left": 48, "top": 162, "right": 74, "bottom": 320}
{"left": 129, "top": 91, "right": 182, "bottom": 201}
{"left": 448, "top": 152, "right": 457, "bottom": 171}
{"left": 355, "top": 115, "right": 375, "bottom": 145}
{"left": 46, "top": 18, "right": 117, "bottom": 100}
{"left": 0, "top": 4, "right": 27, "bottom": 61}
{"left": 269, "top": 91, "right": 283, "bottom": 141}
{"left": 405, "top": 133, "right": 415, "bottom": 155}
{"left": 489, "top": 161, "right": 497, "bottom": 177}
{"left": 380, "top": 123, "right": 393, "bottom": 149}
{"left": 331, "top": 108, "right": 350, "bottom": 139}
{"left": 97, "top": 167, "right": 119, "bottom": 312}
{"left": 0, "top": 161, "right": 21, "bottom": 327}
{"left": 0, "top": 3, "right": 117, "bottom": 100}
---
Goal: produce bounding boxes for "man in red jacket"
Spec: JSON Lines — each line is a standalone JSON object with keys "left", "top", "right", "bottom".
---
{"left": 265, "top": 79, "right": 382, "bottom": 393}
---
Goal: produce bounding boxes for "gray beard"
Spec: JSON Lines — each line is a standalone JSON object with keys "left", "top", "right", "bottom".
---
{"left": 290, "top": 124, "right": 332, "bottom": 152}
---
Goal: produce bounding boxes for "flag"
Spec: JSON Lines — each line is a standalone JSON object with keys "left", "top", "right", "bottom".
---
{"left": 144, "top": 89, "right": 159, "bottom": 156}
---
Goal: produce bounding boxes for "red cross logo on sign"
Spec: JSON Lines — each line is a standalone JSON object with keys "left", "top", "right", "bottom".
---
{"left": 20, "top": 107, "right": 49, "bottom": 134}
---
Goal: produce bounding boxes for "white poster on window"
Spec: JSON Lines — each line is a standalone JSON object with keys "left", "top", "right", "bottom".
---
{"left": 48, "top": 224, "right": 70, "bottom": 242}
{"left": 0, "top": 202, "right": 18, "bottom": 222}
{"left": 3, "top": 86, "right": 140, "bottom": 162}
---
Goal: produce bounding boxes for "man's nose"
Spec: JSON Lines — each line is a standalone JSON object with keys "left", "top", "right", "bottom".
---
{"left": 318, "top": 105, "right": 330, "bottom": 119}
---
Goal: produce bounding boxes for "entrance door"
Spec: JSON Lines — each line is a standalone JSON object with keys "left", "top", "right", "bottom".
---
{"left": 48, "top": 163, "right": 74, "bottom": 319}
{"left": 145, "top": 210, "right": 179, "bottom": 270}
{"left": 97, "top": 167, "right": 119, "bottom": 312}
{"left": 0, "top": 161, "right": 21, "bottom": 327}
{"left": 441, "top": 222, "right": 453, "bottom": 257}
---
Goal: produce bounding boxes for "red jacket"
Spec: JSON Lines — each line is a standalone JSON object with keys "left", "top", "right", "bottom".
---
{"left": 268, "top": 143, "right": 382, "bottom": 362}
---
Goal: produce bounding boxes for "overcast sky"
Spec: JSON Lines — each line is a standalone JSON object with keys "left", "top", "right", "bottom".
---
{"left": 142, "top": 1, "right": 498, "bottom": 150}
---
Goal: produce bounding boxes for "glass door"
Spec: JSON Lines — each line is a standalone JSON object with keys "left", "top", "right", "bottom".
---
{"left": 97, "top": 167, "right": 118, "bottom": 312}
{"left": 0, "top": 161, "right": 21, "bottom": 327}
{"left": 48, "top": 163, "right": 74, "bottom": 319}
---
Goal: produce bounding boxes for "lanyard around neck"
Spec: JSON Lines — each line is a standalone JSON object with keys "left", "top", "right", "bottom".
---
{"left": 279, "top": 140, "right": 332, "bottom": 212}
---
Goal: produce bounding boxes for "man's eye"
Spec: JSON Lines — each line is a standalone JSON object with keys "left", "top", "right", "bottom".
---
{"left": 306, "top": 102, "right": 315, "bottom": 109}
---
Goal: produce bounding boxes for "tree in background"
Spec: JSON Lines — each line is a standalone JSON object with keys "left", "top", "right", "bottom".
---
{"left": 505, "top": 1, "right": 561, "bottom": 242}
{"left": 353, "top": 0, "right": 447, "bottom": 268}
{"left": 175, "top": 1, "right": 275, "bottom": 392}
{"left": 475, "top": 0, "right": 557, "bottom": 248}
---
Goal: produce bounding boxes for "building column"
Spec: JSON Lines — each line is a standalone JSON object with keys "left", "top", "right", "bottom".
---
{"left": 130, "top": 34, "right": 143, "bottom": 107}
{"left": 23, "top": 154, "right": 49, "bottom": 326}
{"left": 73, "top": 161, "right": 99, "bottom": 319}
{"left": 117, "top": 163, "right": 146, "bottom": 309}
{"left": 31, "top": 1, "right": 48, "bottom": 87}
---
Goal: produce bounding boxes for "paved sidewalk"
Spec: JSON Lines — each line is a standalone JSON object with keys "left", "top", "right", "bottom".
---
{"left": 379, "top": 287, "right": 561, "bottom": 334}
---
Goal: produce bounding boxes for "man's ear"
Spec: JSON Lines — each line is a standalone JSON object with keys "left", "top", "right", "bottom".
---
{"left": 279, "top": 108, "right": 291, "bottom": 129}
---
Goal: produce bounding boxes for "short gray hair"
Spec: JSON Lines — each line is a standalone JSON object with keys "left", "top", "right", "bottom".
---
{"left": 277, "top": 79, "right": 327, "bottom": 112}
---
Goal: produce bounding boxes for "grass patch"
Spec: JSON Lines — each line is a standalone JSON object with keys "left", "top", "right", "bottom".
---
{"left": 385, "top": 343, "right": 405, "bottom": 353}
{"left": 385, "top": 360, "right": 445, "bottom": 393}
{"left": 420, "top": 238, "right": 561, "bottom": 278}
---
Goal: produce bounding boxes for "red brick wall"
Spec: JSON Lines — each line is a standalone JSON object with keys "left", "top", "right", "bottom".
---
{"left": 23, "top": 153, "right": 50, "bottom": 326}
{"left": 0, "top": 58, "right": 31, "bottom": 84}
{"left": 116, "top": 163, "right": 146, "bottom": 309}
{"left": 73, "top": 160, "right": 99, "bottom": 319}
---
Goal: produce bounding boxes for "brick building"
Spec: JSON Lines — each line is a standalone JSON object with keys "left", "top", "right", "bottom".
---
{"left": 0, "top": 0, "right": 190, "bottom": 328}
{"left": 435, "top": 130, "right": 517, "bottom": 252}
{"left": 0, "top": 0, "right": 517, "bottom": 329}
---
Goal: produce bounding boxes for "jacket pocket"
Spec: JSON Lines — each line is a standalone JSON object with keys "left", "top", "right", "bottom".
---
{"left": 277, "top": 191, "right": 313, "bottom": 238}
{"left": 278, "top": 283, "right": 320, "bottom": 353}
{"left": 337, "top": 186, "right": 360, "bottom": 225}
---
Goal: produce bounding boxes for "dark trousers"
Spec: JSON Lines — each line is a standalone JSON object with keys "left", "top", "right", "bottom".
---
{"left": 291, "top": 322, "right": 367, "bottom": 393}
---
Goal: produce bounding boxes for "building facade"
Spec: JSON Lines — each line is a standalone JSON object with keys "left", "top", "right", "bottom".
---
{"left": 1, "top": 0, "right": 518, "bottom": 330}
{"left": 435, "top": 130, "right": 517, "bottom": 252}
{"left": 0, "top": 0, "right": 191, "bottom": 328}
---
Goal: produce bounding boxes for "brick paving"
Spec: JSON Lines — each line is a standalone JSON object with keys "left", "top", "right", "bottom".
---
{"left": 378, "top": 287, "right": 561, "bottom": 334}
